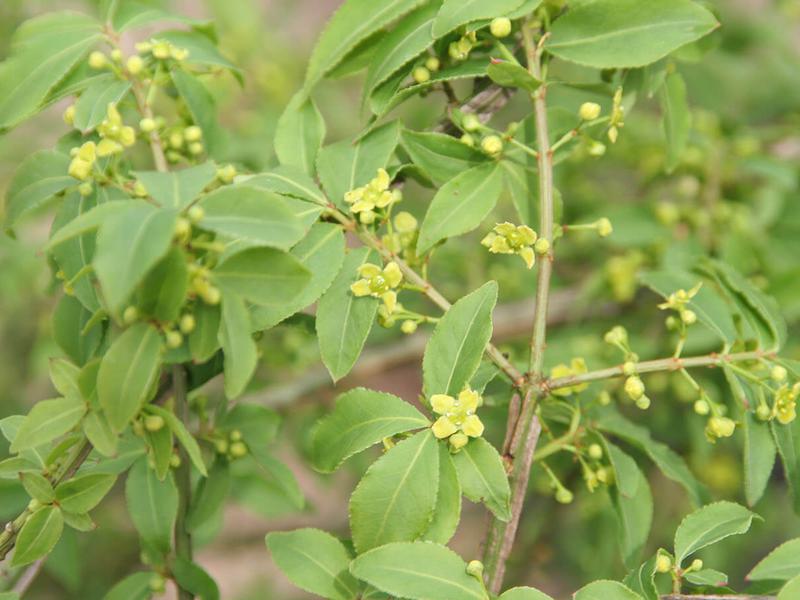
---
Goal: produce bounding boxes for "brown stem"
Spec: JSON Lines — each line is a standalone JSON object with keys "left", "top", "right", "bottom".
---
{"left": 172, "top": 365, "right": 194, "bottom": 600}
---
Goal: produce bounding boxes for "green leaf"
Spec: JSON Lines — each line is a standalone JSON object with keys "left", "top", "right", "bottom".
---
{"left": 452, "top": 437, "right": 510, "bottom": 521}
{"left": 659, "top": 71, "right": 690, "bottom": 173}
{"left": 266, "top": 528, "right": 359, "bottom": 600}
{"left": 172, "top": 557, "right": 220, "bottom": 600}
{"left": 49, "top": 358, "right": 81, "bottom": 401}
{"left": 94, "top": 205, "right": 177, "bottom": 313}
{"left": 72, "top": 78, "right": 131, "bottom": 131}
{"left": 111, "top": 2, "right": 207, "bottom": 32}
{"left": 743, "top": 410, "right": 776, "bottom": 507}
{"left": 748, "top": 538, "right": 800, "bottom": 582}
{"left": 145, "top": 405, "right": 207, "bottom": 476}
{"left": 311, "top": 388, "right": 430, "bottom": 472}
{"left": 4, "top": 150, "right": 73, "bottom": 226}
{"left": 545, "top": 0, "right": 718, "bottom": 69}
{"left": 685, "top": 568, "right": 728, "bottom": 587}
{"left": 10, "top": 397, "right": 86, "bottom": 453}
{"left": 211, "top": 247, "right": 310, "bottom": 307}
{"left": 102, "top": 572, "right": 153, "bottom": 600}
{"left": 275, "top": 92, "right": 326, "bottom": 176}
{"left": 97, "top": 323, "right": 163, "bottom": 432}
{"left": 400, "top": 129, "right": 487, "bottom": 187}
{"left": 55, "top": 473, "right": 116, "bottom": 513}
{"left": 487, "top": 60, "right": 542, "bottom": 93}
{"left": 245, "top": 166, "right": 327, "bottom": 206}
{"left": 218, "top": 291, "right": 257, "bottom": 399}
{"left": 423, "top": 281, "right": 498, "bottom": 397}
{"left": 316, "top": 248, "right": 379, "bottom": 381}
{"left": 133, "top": 162, "right": 216, "bottom": 210}
{"left": 157, "top": 30, "right": 240, "bottom": 78}
{"left": 573, "top": 580, "right": 642, "bottom": 600}
{"left": 607, "top": 444, "right": 653, "bottom": 567}
{"left": 317, "top": 121, "right": 400, "bottom": 210}
{"left": 188, "top": 303, "right": 221, "bottom": 363}
{"left": 779, "top": 576, "right": 800, "bottom": 600}
{"left": 623, "top": 555, "right": 658, "bottom": 600}
{"left": 0, "top": 457, "right": 39, "bottom": 479}
{"left": 11, "top": 505, "right": 64, "bottom": 566}
{"left": 432, "top": 0, "right": 525, "bottom": 37}
{"left": 125, "top": 458, "right": 177, "bottom": 555}
{"left": 53, "top": 295, "right": 102, "bottom": 366}
{"left": 83, "top": 409, "right": 118, "bottom": 458}
{"left": 171, "top": 69, "right": 225, "bottom": 158}
{"left": 198, "top": 185, "right": 305, "bottom": 250}
{"left": 147, "top": 424, "right": 173, "bottom": 481}
{"left": 499, "top": 588, "right": 555, "bottom": 600}
{"left": 350, "top": 541, "right": 487, "bottom": 600}
{"left": 363, "top": 3, "right": 440, "bottom": 98}
{"left": 219, "top": 403, "right": 280, "bottom": 448}
{"left": 304, "top": 0, "right": 425, "bottom": 89}
{"left": 350, "top": 430, "right": 439, "bottom": 552}
{"left": 417, "top": 162, "right": 505, "bottom": 254}
{"left": 674, "top": 501, "right": 759, "bottom": 566}
{"left": 423, "top": 444, "right": 461, "bottom": 544}
{"left": 187, "top": 460, "right": 230, "bottom": 530}
{"left": 0, "top": 12, "right": 102, "bottom": 130}
{"left": 20, "top": 472, "right": 55, "bottom": 503}
{"left": 45, "top": 200, "right": 138, "bottom": 251}
{"left": 137, "top": 247, "right": 189, "bottom": 322}
{"left": 250, "top": 223, "right": 345, "bottom": 331}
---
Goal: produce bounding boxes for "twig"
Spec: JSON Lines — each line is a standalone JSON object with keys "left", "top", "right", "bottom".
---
{"left": 172, "top": 365, "right": 194, "bottom": 600}
{"left": 11, "top": 558, "right": 43, "bottom": 596}
{"left": 661, "top": 596, "right": 775, "bottom": 600}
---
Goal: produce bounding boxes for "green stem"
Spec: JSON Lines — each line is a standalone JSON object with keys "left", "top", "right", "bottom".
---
{"left": 172, "top": 365, "right": 194, "bottom": 600}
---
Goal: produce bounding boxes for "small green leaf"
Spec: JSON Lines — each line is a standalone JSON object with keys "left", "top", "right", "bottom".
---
{"left": 423, "top": 281, "right": 498, "bottom": 397}
{"left": 94, "top": 205, "right": 178, "bottom": 313}
{"left": 275, "top": 92, "right": 326, "bottom": 176}
{"left": 452, "top": 437, "right": 510, "bottom": 521}
{"left": 172, "top": 557, "right": 220, "bottom": 600}
{"left": 145, "top": 405, "right": 207, "bottom": 476}
{"left": 219, "top": 403, "right": 280, "bottom": 447}
{"left": 659, "top": 71, "right": 690, "bottom": 173}
{"left": 188, "top": 303, "right": 221, "bottom": 363}
{"left": 53, "top": 295, "right": 102, "bottom": 366}
{"left": 432, "top": 0, "right": 525, "bottom": 37}
{"left": 487, "top": 60, "right": 541, "bottom": 93}
{"left": 685, "top": 568, "right": 728, "bottom": 587}
{"left": 198, "top": 185, "right": 305, "bottom": 250}
{"left": 316, "top": 248, "right": 379, "bottom": 381}
{"left": 102, "top": 572, "right": 153, "bottom": 600}
{"left": 72, "top": 78, "right": 131, "bottom": 131}
{"left": 55, "top": 473, "right": 116, "bottom": 513}
{"left": 311, "top": 388, "right": 429, "bottom": 472}
{"left": 20, "top": 472, "right": 55, "bottom": 503}
{"left": 350, "top": 430, "right": 439, "bottom": 552}
{"left": 187, "top": 460, "right": 230, "bottom": 530}
{"left": 400, "top": 129, "right": 487, "bottom": 186}
{"left": 10, "top": 397, "right": 86, "bottom": 453}
{"left": 498, "top": 588, "right": 555, "bottom": 600}
{"left": 245, "top": 166, "right": 327, "bottom": 206}
{"left": 137, "top": 246, "right": 189, "bottom": 323}
{"left": 49, "top": 358, "right": 81, "bottom": 401}
{"left": 45, "top": 200, "right": 138, "bottom": 251}
{"left": 5, "top": 150, "right": 72, "bottom": 226}
{"left": 11, "top": 505, "right": 64, "bottom": 566}
{"left": 218, "top": 291, "right": 257, "bottom": 399}
{"left": 748, "top": 538, "right": 800, "bottom": 582}
{"left": 623, "top": 555, "right": 658, "bottom": 600}
{"left": 171, "top": 70, "right": 224, "bottom": 158}
{"left": 546, "top": 0, "right": 718, "bottom": 69}
{"left": 82, "top": 409, "right": 118, "bottom": 458}
{"left": 350, "top": 541, "right": 487, "bottom": 600}
{"left": 417, "top": 162, "right": 505, "bottom": 254}
{"left": 742, "top": 410, "right": 776, "bottom": 507}
{"left": 125, "top": 458, "right": 177, "bottom": 555}
{"left": 133, "top": 162, "right": 216, "bottom": 210}
{"left": 573, "top": 580, "right": 642, "bottom": 600}
{"left": 211, "top": 247, "right": 310, "bottom": 308}
{"left": 266, "top": 528, "right": 359, "bottom": 600}
{"left": 97, "top": 323, "right": 163, "bottom": 432}
{"left": 62, "top": 511, "right": 96, "bottom": 532}
{"left": 423, "top": 444, "right": 461, "bottom": 544}
{"left": 607, "top": 444, "right": 653, "bottom": 567}
{"left": 674, "top": 501, "right": 759, "bottom": 566}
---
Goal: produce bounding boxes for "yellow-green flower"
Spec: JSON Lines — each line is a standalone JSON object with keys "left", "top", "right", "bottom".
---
{"left": 481, "top": 222, "right": 538, "bottom": 269}
{"left": 549, "top": 358, "right": 589, "bottom": 397}
{"left": 430, "top": 388, "right": 485, "bottom": 450}
{"left": 344, "top": 168, "right": 401, "bottom": 223}
{"left": 350, "top": 261, "right": 403, "bottom": 314}
{"left": 95, "top": 103, "right": 136, "bottom": 156}
{"left": 68, "top": 141, "right": 97, "bottom": 180}
{"left": 658, "top": 282, "right": 702, "bottom": 325}
{"left": 774, "top": 383, "right": 799, "bottom": 425}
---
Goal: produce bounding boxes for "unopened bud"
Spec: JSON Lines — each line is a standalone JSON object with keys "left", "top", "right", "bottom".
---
{"left": 534, "top": 238, "right": 550, "bottom": 255}
{"left": 579, "top": 102, "right": 602, "bottom": 121}
{"left": 412, "top": 66, "right": 431, "bottom": 84}
{"left": 466, "top": 560, "right": 484, "bottom": 578}
{"left": 771, "top": 365, "right": 788, "bottom": 383}
{"left": 655, "top": 554, "right": 672, "bottom": 573}
{"left": 88, "top": 51, "right": 107, "bottom": 69}
{"left": 123, "top": 306, "right": 139, "bottom": 325}
{"left": 490, "top": 17, "right": 512, "bottom": 38}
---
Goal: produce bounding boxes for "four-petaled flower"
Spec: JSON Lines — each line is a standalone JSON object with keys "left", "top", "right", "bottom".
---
{"left": 658, "top": 282, "right": 702, "bottom": 325}
{"left": 350, "top": 261, "right": 403, "bottom": 314}
{"left": 344, "top": 168, "right": 402, "bottom": 224}
{"left": 430, "top": 388, "right": 485, "bottom": 450}
{"left": 549, "top": 358, "right": 589, "bottom": 397}
{"left": 775, "top": 383, "right": 799, "bottom": 425}
{"left": 481, "top": 222, "right": 538, "bottom": 269}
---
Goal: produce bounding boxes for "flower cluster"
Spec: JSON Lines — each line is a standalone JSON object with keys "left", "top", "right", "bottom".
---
{"left": 448, "top": 31, "right": 477, "bottom": 61}
{"left": 430, "top": 388, "right": 485, "bottom": 451}
{"left": 773, "top": 382, "right": 799, "bottom": 424}
{"left": 96, "top": 103, "right": 137, "bottom": 157}
{"left": 344, "top": 168, "right": 401, "bottom": 224}
{"left": 658, "top": 282, "right": 701, "bottom": 327}
{"left": 350, "top": 262, "right": 403, "bottom": 314}
{"left": 549, "top": 358, "right": 589, "bottom": 397}
{"left": 481, "top": 222, "right": 539, "bottom": 269}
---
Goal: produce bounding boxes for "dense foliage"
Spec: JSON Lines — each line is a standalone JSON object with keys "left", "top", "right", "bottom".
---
{"left": 1, "top": 0, "right": 800, "bottom": 599}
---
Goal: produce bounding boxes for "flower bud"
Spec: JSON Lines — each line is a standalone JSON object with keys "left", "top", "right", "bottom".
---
{"left": 88, "top": 51, "right": 107, "bottom": 69}
{"left": 111, "top": 49, "right": 122, "bottom": 62}
{"left": 229, "top": 441, "right": 248, "bottom": 458}
{"left": 579, "top": 102, "right": 601, "bottom": 121}
{"left": 184, "top": 125, "right": 203, "bottom": 142}
{"left": 179, "top": 314, "right": 196, "bottom": 334}
{"left": 463, "top": 114, "right": 481, "bottom": 132}
{"left": 466, "top": 560, "right": 484, "bottom": 578}
{"left": 655, "top": 554, "right": 672, "bottom": 573}
{"left": 63, "top": 105, "right": 76, "bottom": 126}
{"left": 708, "top": 416, "right": 735, "bottom": 438}
{"left": 693, "top": 399, "right": 710, "bottom": 415}
{"left": 188, "top": 205, "right": 205, "bottom": 223}
{"left": 690, "top": 558, "right": 704, "bottom": 571}
{"left": 139, "top": 117, "right": 156, "bottom": 133}
{"left": 165, "top": 330, "right": 183, "bottom": 349}
{"left": 756, "top": 404, "right": 772, "bottom": 421}
{"left": 425, "top": 56, "right": 440, "bottom": 72}
{"left": 490, "top": 17, "right": 512, "bottom": 38}
{"left": 624, "top": 376, "right": 645, "bottom": 400}
{"left": 144, "top": 414, "right": 165, "bottom": 432}
{"left": 126, "top": 55, "right": 144, "bottom": 75}
{"left": 170, "top": 454, "right": 181, "bottom": 468}
{"left": 598, "top": 390, "right": 612, "bottom": 406}
{"left": 595, "top": 217, "right": 613, "bottom": 237}
{"left": 622, "top": 361, "right": 637, "bottom": 376}
{"left": 771, "top": 365, "right": 788, "bottom": 383}
{"left": 188, "top": 142, "right": 204, "bottom": 156}
{"left": 168, "top": 131, "right": 184, "bottom": 149}
{"left": 174, "top": 218, "right": 191, "bottom": 240}
{"left": 588, "top": 444, "right": 603, "bottom": 460}
{"left": 217, "top": 164, "right": 237, "bottom": 184}
{"left": 401, "top": 320, "right": 417, "bottom": 334}
{"left": 681, "top": 309, "right": 697, "bottom": 325}
{"left": 449, "top": 432, "right": 469, "bottom": 451}
{"left": 123, "top": 306, "right": 139, "bottom": 325}
{"left": 635, "top": 395, "right": 651, "bottom": 410}
{"left": 214, "top": 439, "right": 229, "bottom": 454}
{"left": 78, "top": 182, "right": 93, "bottom": 197}
{"left": 412, "top": 66, "right": 431, "bottom": 84}
{"left": 604, "top": 326, "right": 628, "bottom": 346}
{"left": 460, "top": 133, "right": 475, "bottom": 147}
{"left": 534, "top": 238, "right": 550, "bottom": 255}
{"left": 230, "top": 430, "right": 243, "bottom": 442}
{"left": 149, "top": 575, "right": 166, "bottom": 593}
{"left": 555, "top": 488, "right": 573, "bottom": 504}
{"left": 152, "top": 41, "right": 171, "bottom": 60}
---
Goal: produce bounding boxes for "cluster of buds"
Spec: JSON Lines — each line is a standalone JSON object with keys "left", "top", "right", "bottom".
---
{"left": 605, "top": 250, "right": 644, "bottom": 303}
{"left": 659, "top": 282, "right": 701, "bottom": 328}
{"left": 581, "top": 443, "right": 612, "bottom": 492}
{"left": 344, "top": 168, "right": 401, "bottom": 224}
{"left": 763, "top": 368, "right": 799, "bottom": 424}
{"left": 135, "top": 38, "right": 190, "bottom": 63}
{"left": 459, "top": 113, "right": 507, "bottom": 157}
{"left": 448, "top": 31, "right": 477, "bottom": 61}
{"left": 96, "top": 103, "right": 137, "bottom": 156}
{"left": 382, "top": 211, "right": 419, "bottom": 262}
{"left": 607, "top": 87, "right": 625, "bottom": 143}
{"left": 412, "top": 56, "right": 441, "bottom": 84}
{"left": 623, "top": 370, "right": 650, "bottom": 410}
{"left": 213, "top": 429, "right": 248, "bottom": 460}
{"left": 350, "top": 261, "right": 404, "bottom": 315}
{"left": 189, "top": 264, "right": 222, "bottom": 306}
{"left": 549, "top": 358, "right": 589, "bottom": 397}
{"left": 481, "top": 222, "right": 545, "bottom": 269}
{"left": 430, "top": 388, "right": 485, "bottom": 451}
{"left": 68, "top": 141, "right": 98, "bottom": 181}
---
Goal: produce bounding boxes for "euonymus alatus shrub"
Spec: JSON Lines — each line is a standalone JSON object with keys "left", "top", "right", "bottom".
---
{"left": 1, "top": 0, "right": 799, "bottom": 599}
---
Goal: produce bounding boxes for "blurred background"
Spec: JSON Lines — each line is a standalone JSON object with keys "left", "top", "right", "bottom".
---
{"left": 2, "top": 0, "right": 800, "bottom": 598}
